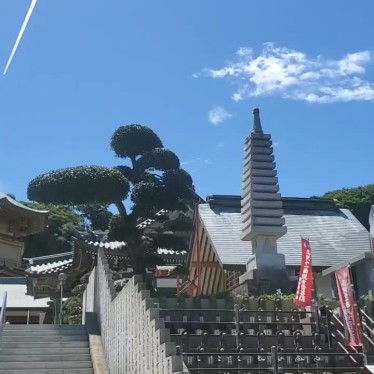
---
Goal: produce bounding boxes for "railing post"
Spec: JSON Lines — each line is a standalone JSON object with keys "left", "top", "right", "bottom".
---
{"left": 325, "top": 308, "right": 332, "bottom": 350}
{"left": 313, "top": 303, "right": 320, "bottom": 334}
{"left": 234, "top": 304, "right": 240, "bottom": 348}
{"left": 271, "top": 345, "right": 279, "bottom": 374}
{"left": 0, "top": 291, "right": 8, "bottom": 347}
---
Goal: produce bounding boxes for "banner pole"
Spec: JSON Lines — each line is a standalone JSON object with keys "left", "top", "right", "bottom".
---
{"left": 305, "top": 236, "right": 320, "bottom": 333}
{"left": 348, "top": 265, "right": 368, "bottom": 365}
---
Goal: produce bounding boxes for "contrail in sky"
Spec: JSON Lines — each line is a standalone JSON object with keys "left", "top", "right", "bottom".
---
{"left": 3, "top": 0, "right": 38, "bottom": 75}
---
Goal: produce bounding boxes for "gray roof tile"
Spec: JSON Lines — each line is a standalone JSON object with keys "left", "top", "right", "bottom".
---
{"left": 27, "top": 258, "right": 73, "bottom": 275}
{"left": 199, "top": 200, "right": 371, "bottom": 268}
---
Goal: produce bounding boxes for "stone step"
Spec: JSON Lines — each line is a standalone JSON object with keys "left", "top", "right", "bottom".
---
{"left": 4, "top": 324, "right": 86, "bottom": 330}
{"left": 0, "top": 355, "right": 92, "bottom": 362}
{"left": 0, "top": 370, "right": 93, "bottom": 374}
{"left": 2, "top": 329, "right": 87, "bottom": 336}
{"left": 3, "top": 325, "right": 85, "bottom": 330}
{"left": 0, "top": 348, "right": 90, "bottom": 355}
{"left": 1, "top": 335, "right": 88, "bottom": 342}
{"left": 0, "top": 362, "right": 93, "bottom": 370}
{"left": 1, "top": 341, "right": 89, "bottom": 349}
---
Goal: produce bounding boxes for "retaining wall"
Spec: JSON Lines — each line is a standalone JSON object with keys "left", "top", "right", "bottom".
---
{"left": 83, "top": 249, "right": 188, "bottom": 374}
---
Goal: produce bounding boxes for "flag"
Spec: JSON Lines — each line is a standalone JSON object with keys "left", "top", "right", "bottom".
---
{"left": 370, "top": 206, "right": 374, "bottom": 253}
{"left": 335, "top": 266, "right": 362, "bottom": 347}
{"left": 295, "top": 238, "right": 314, "bottom": 307}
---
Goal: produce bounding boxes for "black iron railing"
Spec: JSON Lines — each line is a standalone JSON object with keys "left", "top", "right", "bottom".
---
{"left": 160, "top": 305, "right": 366, "bottom": 373}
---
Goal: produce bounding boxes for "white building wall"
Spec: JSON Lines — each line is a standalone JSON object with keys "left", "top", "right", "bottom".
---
{"left": 315, "top": 272, "right": 334, "bottom": 298}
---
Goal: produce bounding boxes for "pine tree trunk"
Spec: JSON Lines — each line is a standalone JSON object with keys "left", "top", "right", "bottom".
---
{"left": 115, "top": 201, "right": 127, "bottom": 218}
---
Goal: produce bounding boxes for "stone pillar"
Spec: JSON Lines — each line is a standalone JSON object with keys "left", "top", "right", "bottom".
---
{"left": 240, "top": 108, "right": 288, "bottom": 294}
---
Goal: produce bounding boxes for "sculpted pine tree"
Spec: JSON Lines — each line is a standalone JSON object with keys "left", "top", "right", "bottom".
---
{"left": 28, "top": 124, "right": 196, "bottom": 274}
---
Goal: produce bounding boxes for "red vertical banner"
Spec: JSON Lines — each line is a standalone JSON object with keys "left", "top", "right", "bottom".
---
{"left": 295, "top": 238, "right": 314, "bottom": 307}
{"left": 335, "top": 266, "right": 362, "bottom": 347}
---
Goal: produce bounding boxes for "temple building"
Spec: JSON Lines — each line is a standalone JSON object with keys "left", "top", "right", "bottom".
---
{"left": 25, "top": 237, "right": 188, "bottom": 301}
{"left": 25, "top": 207, "right": 194, "bottom": 302}
{"left": 0, "top": 277, "right": 51, "bottom": 324}
{"left": 184, "top": 109, "right": 372, "bottom": 297}
{"left": 0, "top": 193, "right": 48, "bottom": 276}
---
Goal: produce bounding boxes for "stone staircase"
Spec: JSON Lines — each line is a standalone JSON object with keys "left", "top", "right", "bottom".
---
{"left": 0, "top": 324, "right": 93, "bottom": 374}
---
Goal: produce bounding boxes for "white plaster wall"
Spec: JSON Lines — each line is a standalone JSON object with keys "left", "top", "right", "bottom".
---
{"left": 83, "top": 250, "right": 188, "bottom": 374}
{"left": 315, "top": 272, "right": 334, "bottom": 298}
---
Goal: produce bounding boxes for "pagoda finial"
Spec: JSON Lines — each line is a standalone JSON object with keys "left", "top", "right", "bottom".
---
{"left": 253, "top": 108, "right": 263, "bottom": 134}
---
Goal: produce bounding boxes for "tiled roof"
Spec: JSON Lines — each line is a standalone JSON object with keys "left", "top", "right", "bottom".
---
{"left": 199, "top": 196, "right": 371, "bottom": 268}
{"left": 25, "top": 239, "right": 187, "bottom": 276}
{"left": 26, "top": 258, "right": 73, "bottom": 275}
{"left": 157, "top": 248, "right": 187, "bottom": 256}
{"left": 0, "top": 192, "right": 49, "bottom": 215}
{"left": 86, "top": 241, "right": 126, "bottom": 250}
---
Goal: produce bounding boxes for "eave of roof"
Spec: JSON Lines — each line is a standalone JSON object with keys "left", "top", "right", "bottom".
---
{"left": 0, "top": 193, "right": 49, "bottom": 215}
{"left": 322, "top": 252, "right": 373, "bottom": 276}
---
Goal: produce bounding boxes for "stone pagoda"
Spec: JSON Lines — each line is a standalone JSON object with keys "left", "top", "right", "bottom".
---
{"left": 240, "top": 108, "right": 288, "bottom": 293}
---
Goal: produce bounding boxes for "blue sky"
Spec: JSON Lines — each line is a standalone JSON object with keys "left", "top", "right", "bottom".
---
{"left": 0, "top": 0, "right": 373, "bottom": 202}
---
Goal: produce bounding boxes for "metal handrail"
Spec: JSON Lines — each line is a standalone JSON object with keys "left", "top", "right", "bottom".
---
{"left": 360, "top": 308, "right": 374, "bottom": 326}
{"left": 0, "top": 291, "right": 8, "bottom": 347}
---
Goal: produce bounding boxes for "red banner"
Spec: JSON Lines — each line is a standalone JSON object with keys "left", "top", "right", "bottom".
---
{"left": 295, "top": 238, "right": 314, "bottom": 307}
{"left": 335, "top": 266, "right": 362, "bottom": 347}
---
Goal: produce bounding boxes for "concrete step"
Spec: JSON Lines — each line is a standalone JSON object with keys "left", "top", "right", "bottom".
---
{"left": 3, "top": 324, "right": 85, "bottom": 330}
{"left": 0, "top": 362, "right": 93, "bottom": 370}
{"left": 0, "top": 355, "right": 92, "bottom": 362}
{"left": 1, "top": 341, "right": 89, "bottom": 349}
{"left": 0, "top": 370, "right": 93, "bottom": 374}
{"left": 1, "top": 335, "right": 88, "bottom": 342}
{"left": 2, "top": 329, "right": 87, "bottom": 336}
{"left": 0, "top": 348, "right": 90, "bottom": 355}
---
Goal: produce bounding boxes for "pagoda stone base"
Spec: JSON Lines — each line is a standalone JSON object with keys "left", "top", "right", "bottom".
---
{"left": 238, "top": 253, "right": 291, "bottom": 295}
{"left": 237, "top": 269, "right": 291, "bottom": 295}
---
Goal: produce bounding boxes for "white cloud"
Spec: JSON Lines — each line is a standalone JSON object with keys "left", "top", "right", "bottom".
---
{"left": 273, "top": 141, "right": 280, "bottom": 148}
{"left": 208, "top": 106, "right": 232, "bottom": 125}
{"left": 181, "top": 157, "right": 213, "bottom": 166}
{"left": 199, "top": 43, "right": 374, "bottom": 103}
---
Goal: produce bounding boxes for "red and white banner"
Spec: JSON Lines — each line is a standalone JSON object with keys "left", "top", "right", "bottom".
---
{"left": 295, "top": 238, "right": 314, "bottom": 307}
{"left": 335, "top": 266, "right": 362, "bottom": 347}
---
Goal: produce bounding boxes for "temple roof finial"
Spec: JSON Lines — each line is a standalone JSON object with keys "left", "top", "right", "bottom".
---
{"left": 253, "top": 108, "right": 263, "bottom": 134}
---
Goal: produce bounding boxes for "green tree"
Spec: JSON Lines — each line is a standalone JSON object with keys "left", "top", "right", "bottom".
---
{"left": 322, "top": 184, "right": 374, "bottom": 230}
{"left": 77, "top": 204, "right": 113, "bottom": 231}
{"left": 28, "top": 125, "right": 196, "bottom": 273}
{"left": 62, "top": 281, "right": 86, "bottom": 324}
{"left": 22, "top": 202, "right": 84, "bottom": 258}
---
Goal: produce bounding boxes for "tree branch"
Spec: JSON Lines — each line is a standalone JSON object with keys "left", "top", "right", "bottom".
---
{"left": 130, "top": 156, "right": 137, "bottom": 169}
{"left": 115, "top": 201, "right": 127, "bottom": 218}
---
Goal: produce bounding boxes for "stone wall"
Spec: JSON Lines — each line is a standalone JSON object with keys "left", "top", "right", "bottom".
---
{"left": 82, "top": 249, "right": 188, "bottom": 374}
